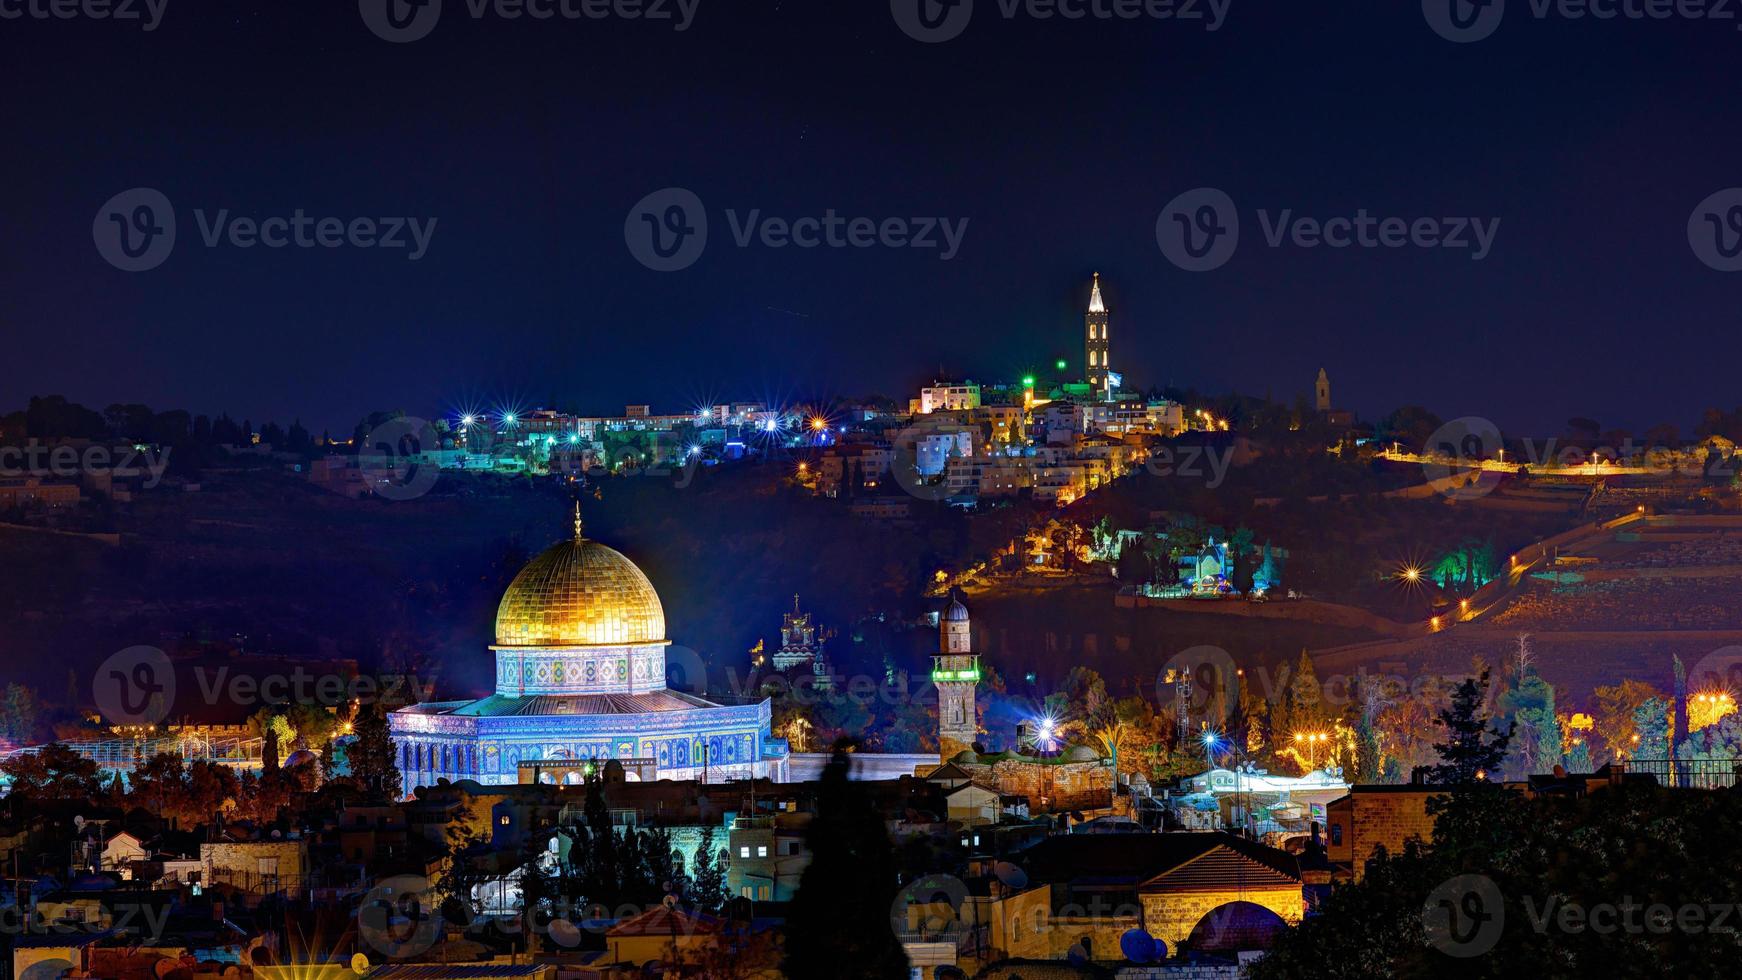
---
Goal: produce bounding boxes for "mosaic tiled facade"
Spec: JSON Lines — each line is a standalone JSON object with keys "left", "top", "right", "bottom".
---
{"left": 390, "top": 528, "right": 787, "bottom": 797}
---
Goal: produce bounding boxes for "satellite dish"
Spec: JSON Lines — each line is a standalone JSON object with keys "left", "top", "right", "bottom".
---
{"left": 350, "top": 953, "right": 370, "bottom": 975}
{"left": 548, "top": 918, "right": 582, "bottom": 948}
{"left": 991, "top": 862, "right": 1028, "bottom": 889}
{"left": 1119, "top": 928, "right": 1158, "bottom": 963}
{"left": 661, "top": 894, "right": 679, "bottom": 910}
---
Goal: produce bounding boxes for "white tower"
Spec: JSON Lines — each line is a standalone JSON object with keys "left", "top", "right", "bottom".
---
{"left": 1085, "top": 273, "right": 1110, "bottom": 396}
{"left": 1315, "top": 368, "right": 1332, "bottom": 413}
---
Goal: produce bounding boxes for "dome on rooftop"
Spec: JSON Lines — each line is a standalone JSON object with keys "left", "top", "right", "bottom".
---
{"left": 494, "top": 533, "right": 667, "bottom": 648}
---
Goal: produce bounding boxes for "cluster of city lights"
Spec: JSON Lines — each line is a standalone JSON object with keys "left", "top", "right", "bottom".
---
{"left": 1193, "top": 408, "right": 1231, "bottom": 432}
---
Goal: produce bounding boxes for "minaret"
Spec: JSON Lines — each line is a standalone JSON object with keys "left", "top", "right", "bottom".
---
{"left": 1315, "top": 368, "right": 1332, "bottom": 413}
{"left": 933, "top": 593, "right": 980, "bottom": 763}
{"left": 1085, "top": 273, "right": 1110, "bottom": 397}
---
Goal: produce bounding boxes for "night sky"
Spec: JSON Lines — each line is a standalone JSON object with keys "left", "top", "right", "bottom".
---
{"left": 5, "top": 1, "right": 1739, "bottom": 438}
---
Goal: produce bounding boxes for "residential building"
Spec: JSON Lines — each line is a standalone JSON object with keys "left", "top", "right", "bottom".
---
{"left": 915, "top": 382, "right": 983, "bottom": 415}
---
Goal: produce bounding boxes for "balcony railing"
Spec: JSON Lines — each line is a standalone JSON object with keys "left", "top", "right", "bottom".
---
{"left": 1626, "top": 758, "right": 1742, "bottom": 790}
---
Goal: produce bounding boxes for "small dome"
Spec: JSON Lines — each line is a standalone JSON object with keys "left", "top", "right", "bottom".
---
{"left": 495, "top": 536, "right": 667, "bottom": 647}
{"left": 283, "top": 749, "right": 321, "bottom": 769}
{"left": 943, "top": 597, "right": 970, "bottom": 622}
{"left": 950, "top": 749, "right": 980, "bottom": 765}
{"left": 1066, "top": 745, "right": 1100, "bottom": 762}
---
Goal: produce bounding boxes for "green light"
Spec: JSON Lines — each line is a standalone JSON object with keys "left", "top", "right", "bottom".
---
{"left": 1022, "top": 376, "right": 1035, "bottom": 387}
{"left": 1055, "top": 359, "right": 1067, "bottom": 371}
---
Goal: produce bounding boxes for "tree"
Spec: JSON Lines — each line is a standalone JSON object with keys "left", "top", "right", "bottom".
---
{"left": 0, "top": 742, "right": 103, "bottom": 801}
{"left": 691, "top": 824, "right": 728, "bottom": 913}
{"left": 1632, "top": 697, "right": 1671, "bottom": 760}
{"left": 782, "top": 745, "right": 909, "bottom": 979}
{"left": 1565, "top": 738, "right": 1593, "bottom": 774}
{"left": 1251, "top": 779, "right": 1742, "bottom": 977}
{"left": 1353, "top": 681, "right": 1385, "bottom": 784}
{"left": 1424, "top": 671, "right": 1512, "bottom": 785}
{"left": 1592, "top": 679, "right": 1662, "bottom": 763}
{"left": 0, "top": 683, "right": 39, "bottom": 744}
{"left": 345, "top": 703, "right": 403, "bottom": 799}
{"left": 1498, "top": 652, "right": 1560, "bottom": 778}
{"left": 1272, "top": 651, "right": 1332, "bottom": 772}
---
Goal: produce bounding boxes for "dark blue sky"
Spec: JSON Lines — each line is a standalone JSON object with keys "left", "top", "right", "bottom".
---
{"left": 4, "top": 1, "right": 1739, "bottom": 438}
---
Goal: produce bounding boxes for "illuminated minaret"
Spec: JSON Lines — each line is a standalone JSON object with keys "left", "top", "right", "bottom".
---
{"left": 1316, "top": 368, "right": 1332, "bottom": 413}
{"left": 1085, "top": 273, "right": 1110, "bottom": 396}
{"left": 933, "top": 593, "right": 980, "bottom": 763}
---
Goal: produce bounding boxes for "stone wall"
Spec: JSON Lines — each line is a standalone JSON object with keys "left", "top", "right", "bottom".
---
{"left": 977, "top": 758, "right": 1114, "bottom": 811}
{"left": 1140, "top": 887, "right": 1303, "bottom": 952}
{"left": 1349, "top": 791, "right": 1437, "bottom": 880}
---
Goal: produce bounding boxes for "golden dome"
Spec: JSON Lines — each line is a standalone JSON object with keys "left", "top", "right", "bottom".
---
{"left": 494, "top": 535, "right": 667, "bottom": 648}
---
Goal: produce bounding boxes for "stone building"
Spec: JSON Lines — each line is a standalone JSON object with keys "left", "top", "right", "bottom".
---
{"left": 934, "top": 594, "right": 981, "bottom": 763}
{"left": 1323, "top": 785, "right": 1441, "bottom": 881}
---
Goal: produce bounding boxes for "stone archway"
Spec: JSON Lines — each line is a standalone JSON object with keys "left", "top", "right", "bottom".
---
{"left": 1183, "top": 900, "right": 1289, "bottom": 955}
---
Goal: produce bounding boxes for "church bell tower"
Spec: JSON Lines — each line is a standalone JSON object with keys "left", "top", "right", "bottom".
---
{"left": 933, "top": 594, "right": 980, "bottom": 764}
{"left": 1085, "top": 272, "right": 1110, "bottom": 397}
